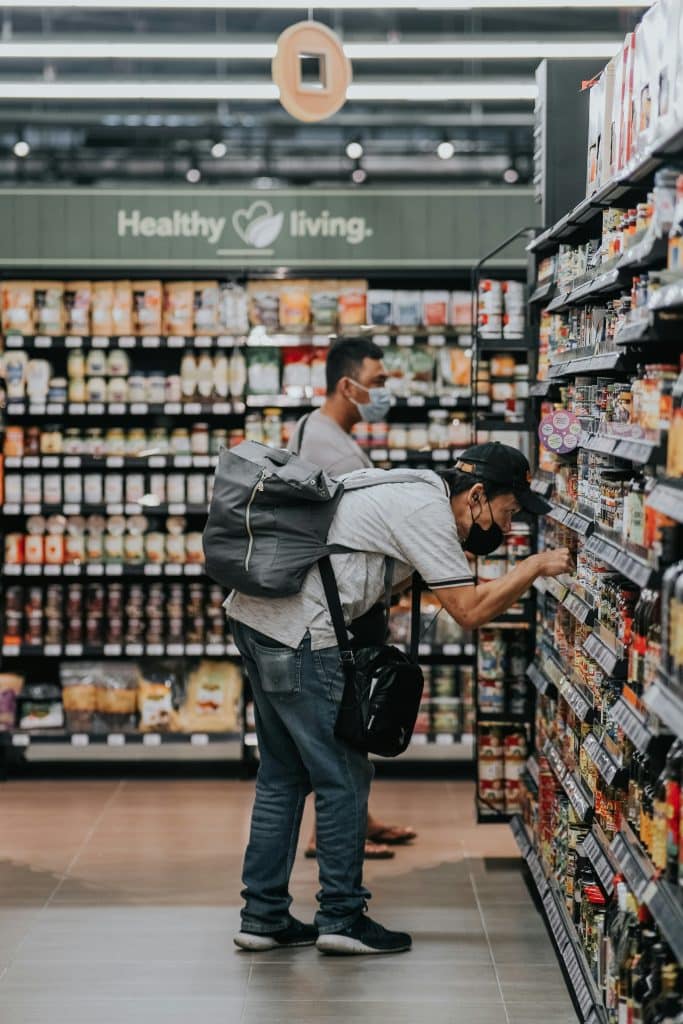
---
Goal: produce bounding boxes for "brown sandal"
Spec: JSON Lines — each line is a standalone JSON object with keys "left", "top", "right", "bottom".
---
{"left": 304, "top": 839, "right": 395, "bottom": 860}
{"left": 366, "top": 824, "right": 417, "bottom": 845}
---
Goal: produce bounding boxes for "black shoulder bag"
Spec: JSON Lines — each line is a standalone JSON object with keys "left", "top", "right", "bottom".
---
{"left": 318, "top": 555, "right": 424, "bottom": 758}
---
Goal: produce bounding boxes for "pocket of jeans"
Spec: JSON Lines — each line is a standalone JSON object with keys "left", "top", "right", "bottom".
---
{"left": 313, "top": 647, "right": 345, "bottom": 705}
{"left": 251, "top": 638, "right": 301, "bottom": 697}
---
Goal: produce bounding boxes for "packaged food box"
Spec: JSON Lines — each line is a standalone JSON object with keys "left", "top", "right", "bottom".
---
{"left": 367, "top": 290, "right": 393, "bottom": 328}
{"left": 132, "top": 280, "right": 162, "bottom": 335}
{"left": 393, "top": 290, "right": 422, "bottom": 328}
{"left": 162, "top": 281, "right": 194, "bottom": 337}
{"left": 64, "top": 281, "right": 92, "bottom": 335}
{"left": 2, "top": 281, "right": 34, "bottom": 335}
{"left": 337, "top": 280, "right": 367, "bottom": 328}
{"left": 248, "top": 281, "right": 281, "bottom": 330}
{"left": 310, "top": 280, "right": 338, "bottom": 331}
{"left": 279, "top": 280, "right": 311, "bottom": 330}
{"left": 422, "top": 291, "right": 449, "bottom": 328}
{"left": 193, "top": 281, "right": 220, "bottom": 334}
{"left": 450, "top": 290, "right": 474, "bottom": 329}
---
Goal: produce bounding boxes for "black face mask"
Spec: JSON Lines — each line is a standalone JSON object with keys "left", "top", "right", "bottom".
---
{"left": 462, "top": 499, "right": 504, "bottom": 556}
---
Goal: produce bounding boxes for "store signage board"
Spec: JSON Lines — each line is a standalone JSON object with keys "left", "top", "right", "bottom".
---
{"left": 0, "top": 187, "right": 537, "bottom": 269}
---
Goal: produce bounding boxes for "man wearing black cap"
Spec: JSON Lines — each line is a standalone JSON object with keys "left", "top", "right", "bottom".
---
{"left": 229, "top": 441, "right": 571, "bottom": 957}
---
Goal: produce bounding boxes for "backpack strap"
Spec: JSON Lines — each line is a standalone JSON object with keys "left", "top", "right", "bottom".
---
{"left": 318, "top": 554, "right": 356, "bottom": 678}
{"left": 289, "top": 412, "right": 312, "bottom": 456}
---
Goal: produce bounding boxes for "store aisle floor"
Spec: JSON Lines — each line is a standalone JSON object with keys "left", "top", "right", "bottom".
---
{"left": 0, "top": 776, "right": 576, "bottom": 1024}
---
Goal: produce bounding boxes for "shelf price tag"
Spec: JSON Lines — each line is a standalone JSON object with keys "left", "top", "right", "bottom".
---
{"left": 143, "top": 733, "right": 162, "bottom": 746}
{"left": 167, "top": 336, "right": 186, "bottom": 348}
{"left": 190, "top": 733, "right": 210, "bottom": 746}
{"left": 142, "top": 336, "right": 161, "bottom": 348}
{"left": 71, "top": 734, "right": 90, "bottom": 747}
{"left": 107, "top": 734, "right": 126, "bottom": 747}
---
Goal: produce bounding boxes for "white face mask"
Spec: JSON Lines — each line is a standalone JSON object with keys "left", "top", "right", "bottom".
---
{"left": 347, "top": 379, "right": 393, "bottom": 422}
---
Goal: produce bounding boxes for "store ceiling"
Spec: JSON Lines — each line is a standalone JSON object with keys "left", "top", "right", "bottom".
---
{"left": 0, "top": 2, "right": 649, "bottom": 187}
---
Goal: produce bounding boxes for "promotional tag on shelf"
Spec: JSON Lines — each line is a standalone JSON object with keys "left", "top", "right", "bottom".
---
{"left": 538, "top": 409, "right": 582, "bottom": 455}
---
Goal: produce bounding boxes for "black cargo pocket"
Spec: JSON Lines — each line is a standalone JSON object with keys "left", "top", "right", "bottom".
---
{"left": 251, "top": 637, "right": 302, "bottom": 698}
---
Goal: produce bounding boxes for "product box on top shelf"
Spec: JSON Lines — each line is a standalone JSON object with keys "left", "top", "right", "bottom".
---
{"left": 609, "top": 33, "right": 635, "bottom": 178}
{"left": 586, "top": 59, "right": 616, "bottom": 197}
{"left": 630, "top": 4, "right": 663, "bottom": 163}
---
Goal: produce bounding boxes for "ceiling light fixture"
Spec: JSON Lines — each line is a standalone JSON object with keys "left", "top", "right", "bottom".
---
{"left": 0, "top": 39, "right": 622, "bottom": 61}
{"left": 503, "top": 166, "right": 520, "bottom": 183}
{"left": 0, "top": 1, "right": 653, "bottom": 9}
{"left": 437, "top": 140, "right": 455, "bottom": 160}
{"left": 345, "top": 141, "right": 363, "bottom": 160}
{"left": 0, "top": 79, "right": 537, "bottom": 102}
{"left": 210, "top": 141, "right": 227, "bottom": 158}
{"left": 12, "top": 139, "right": 30, "bottom": 157}
{"left": 185, "top": 167, "right": 201, "bottom": 183}
{"left": 351, "top": 167, "right": 367, "bottom": 184}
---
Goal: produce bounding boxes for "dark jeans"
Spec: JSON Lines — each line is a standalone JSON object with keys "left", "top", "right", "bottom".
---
{"left": 231, "top": 619, "right": 374, "bottom": 934}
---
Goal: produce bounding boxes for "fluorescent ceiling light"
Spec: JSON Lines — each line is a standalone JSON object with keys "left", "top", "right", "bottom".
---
{"left": 0, "top": 0, "right": 653, "bottom": 7}
{"left": 0, "top": 39, "right": 621, "bottom": 61}
{"left": 0, "top": 79, "right": 537, "bottom": 101}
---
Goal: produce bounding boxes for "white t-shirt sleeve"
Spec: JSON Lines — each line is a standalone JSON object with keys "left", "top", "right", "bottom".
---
{"left": 388, "top": 496, "right": 475, "bottom": 590}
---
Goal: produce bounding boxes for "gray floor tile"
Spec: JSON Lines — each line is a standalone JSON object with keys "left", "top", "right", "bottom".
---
{"left": 241, "top": 1000, "right": 508, "bottom": 1024}
{"left": 507, "top": 1008, "right": 578, "bottom": 1024}
{"left": 246, "top": 960, "right": 501, "bottom": 1003}
{"left": 488, "top": 938, "right": 558, "bottom": 965}
{"left": 2, "top": 961, "right": 252, "bottom": 999}
{"left": 0, "top": 998, "right": 245, "bottom": 1024}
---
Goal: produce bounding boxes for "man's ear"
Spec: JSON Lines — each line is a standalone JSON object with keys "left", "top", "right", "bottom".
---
{"left": 469, "top": 482, "right": 485, "bottom": 505}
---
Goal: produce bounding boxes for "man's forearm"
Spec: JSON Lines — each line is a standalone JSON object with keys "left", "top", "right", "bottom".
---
{"left": 437, "top": 554, "right": 544, "bottom": 630}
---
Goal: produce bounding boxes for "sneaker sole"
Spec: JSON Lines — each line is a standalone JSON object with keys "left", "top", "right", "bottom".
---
{"left": 316, "top": 935, "right": 411, "bottom": 955}
{"left": 234, "top": 933, "right": 317, "bottom": 952}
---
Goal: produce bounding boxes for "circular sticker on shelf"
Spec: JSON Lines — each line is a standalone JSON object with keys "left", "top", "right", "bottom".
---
{"left": 538, "top": 410, "right": 581, "bottom": 455}
{"left": 272, "top": 21, "right": 352, "bottom": 123}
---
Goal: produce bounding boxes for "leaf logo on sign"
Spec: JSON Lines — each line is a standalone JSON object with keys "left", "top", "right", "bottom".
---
{"left": 232, "top": 201, "right": 284, "bottom": 249}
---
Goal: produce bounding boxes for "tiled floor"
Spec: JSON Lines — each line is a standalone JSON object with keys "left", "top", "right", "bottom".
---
{"left": 0, "top": 774, "right": 578, "bottom": 1023}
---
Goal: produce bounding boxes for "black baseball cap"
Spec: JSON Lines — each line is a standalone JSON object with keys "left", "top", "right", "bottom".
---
{"left": 453, "top": 442, "right": 551, "bottom": 515}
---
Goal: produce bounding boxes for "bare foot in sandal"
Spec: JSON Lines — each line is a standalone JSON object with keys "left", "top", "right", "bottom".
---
{"left": 366, "top": 813, "right": 417, "bottom": 845}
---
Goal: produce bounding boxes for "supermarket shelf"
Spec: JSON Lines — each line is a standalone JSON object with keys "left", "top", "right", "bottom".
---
{"left": 3, "top": 333, "right": 245, "bottom": 350}
{"left": 2, "top": 642, "right": 240, "bottom": 659}
{"left": 547, "top": 350, "right": 625, "bottom": 379}
{"left": 368, "top": 447, "right": 463, "bottom": 465}
{"left": 644, "top": 672, "right": 683, "bottom": 742}
{"left": 581, "top": 823, "right": 618, "bottom": 897}
{"left": 529, "top": 380, "right": 553, "bottom": 398}
{"left": 646, "top": 478, "right": 683, "bottom": 524}
{"left": 611, "top": 823, "right": 683, "bottom": 963}
{"left": 617, "top": 233, "right": 668, "bottom": 273}
{"left": 529, "top": 281, "right": 556, "bottom": 305}
{"left": 5, "top": 399, "right": 242, "bottom": 418}
{"left": 614, "top": 318, "right": 658, "bottom": 346}
{"left": 583, "top": 533, "right": 656, "bottom": 589}
{"left": 565, "top": 264, "right": 622, "bottom": 307}
{"left": 559, "top": 675, "right": 594, "bottom": 724}
{"left": 526, "top": 662, "right": 557, "bottom": 699}
{"left": 562, "top": 590, "right": 595, "bottom": 627}
{"left": 546, "top": 291, "right": 571, "bottom": 313}
{"left": 543, "top": 738, "right": 593, "bottom": 823}
{"left": 510, "top": 816, "right": 608, "bottom": 1024}
{"left": 391, "top": 641, "right": 476, "bottom": 660}
{"left": 526, "top": 754, "right": 540, "bottom": 789}
{"left": 546, "top": 503, "right": 594, "bottom": 537}
{"left": 3, "top": 563, "right": 206, "bottom": 578}
{"left": 530, "top": 473, "right": 554, "bottom": 497}
{"left": 3, "top": 503, "right": 208, "bottom": 518}
{"left": 648, "top": 276, "right": 683, "bottom": 312}
{"left": 608, "top": 692, "right": 660, "bottom": 754}
{"left": 582, "top": 631, "right": 627, "bottom": 678}
{"left": 3, "top": 730, "right": 241, "bottom": 749}
{"left": 475, "top": 335, "right": 531, "bottom": 352}
{"left": 577, "top": 427, "right": 665, "bottom": 465}
{"left": 3, "top": 454, "right": 218, "bottom": 471}
{"left": 582, "top": 730, "right": 626, "bottom": 788}
{"left": 473, "top": 418, "right": 534, "bottom": 433}
{"left": 379, "top": 736, "right": 475, "bottom": 762}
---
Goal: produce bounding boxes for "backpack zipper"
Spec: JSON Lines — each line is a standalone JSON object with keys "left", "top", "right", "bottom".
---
{"left": 244, "top": 468, "right": 269, "bottom": 573}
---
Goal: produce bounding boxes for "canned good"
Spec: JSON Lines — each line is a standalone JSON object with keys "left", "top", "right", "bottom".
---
{"left": 166, "top": 534, "right": 186, "bottom": 563}
{"left": 125, "top": 474, "right": 146, "bottom": 504}
{"left": 170, "top": 429, "right": 191, "bottom": 455}
{"left": 104, "top": 474, "right": 124, "bottom": 505}
{"left": 4, "top": 474, "right": 23, "bottom": 505}
{"left": 24, "top": 535, "right": 44, "bottom": 564}
{"left": 148, "top": 474, "right": 166, "bottom": 504}
{"left": 191, "top": 423, "right": 210, "bottom": 455}
{"left": 147, "top": 375, "right": 166, "bottom": 405}
{"left": 167, "top": 475, "right": 186, "bottom": 504}
{"left": 145, "top": 532, "right": 166, "bottom": 563}
{"left": 64, "top": 474, "right": 83, "bottom": 504}
{"left": 84, "top": 474, "right": 104, "bottom": 505}
{"left": 45, "top": 535, "right": 64, "bottom": 564}
{"left": 187, "top": 475, "right": 206, "bottom": 506}
{"left": 4, "top": 427, "right": 24, "bottom": 457}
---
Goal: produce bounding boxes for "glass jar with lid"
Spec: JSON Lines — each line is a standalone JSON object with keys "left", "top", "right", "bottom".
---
{"left": 170, "top": 428, "right": 191, "bottom": 455}
{"left": 190, "top": 423, "right": 210, "bottom": 455}
{"left": 263, "top": 408, "right": 283, "bottom": 448}
{"left": 428, "top": 410, "right": 450, "bottom": 449}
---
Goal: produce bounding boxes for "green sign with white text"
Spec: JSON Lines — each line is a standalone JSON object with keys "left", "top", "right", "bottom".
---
{"left": 0, "top": 187, "right": 538, "bottom": 270}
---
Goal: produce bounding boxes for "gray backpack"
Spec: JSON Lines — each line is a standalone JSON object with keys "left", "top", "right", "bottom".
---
{"left": 202, "top": 440, "right": 418, "bottom": 598}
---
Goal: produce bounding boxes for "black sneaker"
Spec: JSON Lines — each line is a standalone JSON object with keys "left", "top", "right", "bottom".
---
{"left": 316, "top": 914, "right": 412, "bottom": 955}
{"left": 234, "top": 916, "right": 318, "bottom": 952}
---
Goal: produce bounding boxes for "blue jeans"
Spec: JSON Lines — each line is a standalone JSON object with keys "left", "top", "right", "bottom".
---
{"left": 231, "top": 619, "right": 374, "bottom": 935}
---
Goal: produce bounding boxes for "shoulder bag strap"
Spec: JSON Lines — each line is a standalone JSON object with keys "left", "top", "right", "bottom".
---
{"left": 289, "top": 412, "right": 311, "bottom": 456}
{"left": 318, "top": 554, "right": 355, "bottom": 679}
{"left": 409, "top": 574, "right": 422, "bottom": 664}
